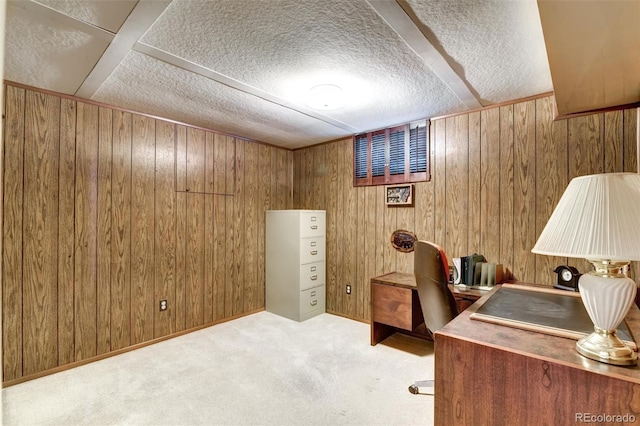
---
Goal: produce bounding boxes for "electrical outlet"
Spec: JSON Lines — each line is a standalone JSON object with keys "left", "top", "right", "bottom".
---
{"left": 346, "top": 285, "right": 351, "bottom": 294}
{"left": 159, "top": 300, "right": 167, "bottom": 311}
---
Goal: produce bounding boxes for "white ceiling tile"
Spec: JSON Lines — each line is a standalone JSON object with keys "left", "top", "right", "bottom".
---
{"left": 405, "top": 0, "right": 552, "bottom": 104}
{"left": 5, "top": 6, "right": 110, "bottom": 94}
{"left": 92, "top": 51, "right": 349, "bottom": 149}
{"left": 33, "top": 0, "right": 138, "bottom": 33}
{"left": 140, "top": 0, "right": 465, "bottom": 130}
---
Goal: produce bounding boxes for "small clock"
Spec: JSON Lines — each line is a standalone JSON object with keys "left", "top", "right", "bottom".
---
{"left": 554, "top": 265, "right": 581, "bottom": 291}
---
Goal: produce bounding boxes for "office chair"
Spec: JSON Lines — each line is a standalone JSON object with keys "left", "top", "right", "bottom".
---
{"left": 408, "top": 240, "right": 459, "bottom": 395}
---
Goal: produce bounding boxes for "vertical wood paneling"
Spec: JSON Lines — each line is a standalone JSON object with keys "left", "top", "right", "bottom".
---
{"left": 279, "top": 149, "right": 291, "bottom": 208}
{"left": 175, "top": 191, "right": 187, "bottom": 331}
{"left": 175, "top": 121, "right": 187, "bottom": 192}
{"left": 499, "top": 105, "right": 515, "bottom": 278}
{"left": 468, "top": 111, "right": 481, "bottom": 254}
{"left": 480, "top": 108, "right": 500, "bottom": 264}
{"left": 224, "top": 135, "right": 236, "bottom": 317}
{"left": 96, "top": 107, "right": 112, "bottom": 355}
{"left": 374, "top": 185, "right": 386, "bottom": 279}
{"left": 355, "top": 188, "right": 366, "bottom": 318}
{"left": 257, "top": 144, "right": 272, "bottom": 310}
{"left": 325, "top": 142, "right": 338, "bottom": 313}
{"left": 226, "top": 137, "right": 236, "bottom": 196}
{"left": 154, "top": 121, "right": 176, "bottom": 337}
{"left": 131, "top": 115, "right": 155, "bottom": 344}
{"left": 604, "top": 110, "right": 624, "bottom": 173}
{"left": 446, "top": 115, "right": 469, "bottom": 257}
{"left": 110, "top": 110, "right": 132, "bottom": 350}
{"left": 204, "top": 194, "right": 215, "bottom": 323}
{"left": 213, "top": 194, "right": 226, "bottom": 321}
{"left": 22, "top": 91, "right": 59, "bottom": 375}
{"left": 434, "top": 120, "right": 447, "bottom": 247}
{"left": 293, "top": 150, "right": 301, "bottom": 208}
{"left": 213, "top": 134, "right": 227, "bottom": 194}
{"left": 233, "top": 139, "right": 245, "bottom": 315}
{"left": 623, "top": 108, "right": 638, "bottom": 173}
{"left": 512, "top": 100, "right": 536, "bottom": 282}
{"left": 185, "top": 193, "right": 205, "bottom": 328}
{"left": 186, "top": 127, "right": 205, "bottom": 193}
{"left": 535, "top": 97, "right": 568, "bottom": 285}
{"left": 312, "top": 146, "right": 326, "bottom": 210}
{"left": 363, "top": 186, "right": 377, "bottom": 320}
{"left": 58, "top": 98, "right": 76, "bottom": 364}
{"left": 3, "top": 86, "right": 25, "bottom": 381}
{"left": 244, "top": 141, "right": 258, "bottom": 312}
{"left": 74, "top": 102, "right": 99, "bottom": 361}
{"left": 205, "top": 132, "right": 215, "bottom": 194}
{"left": 414, "top": 124, "right": 435, "bottom": 244}
{"left": 344, "top": 143, "right": 357, "bottom": 318}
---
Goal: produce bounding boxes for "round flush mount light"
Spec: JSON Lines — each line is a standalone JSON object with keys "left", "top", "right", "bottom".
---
{"left": 305, "top": 84, "right": 345, "bottom": 110}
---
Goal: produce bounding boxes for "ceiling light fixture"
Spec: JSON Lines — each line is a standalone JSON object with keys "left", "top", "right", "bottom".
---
{"left": 305, "top": 84, "right": 345, "bottom": 110}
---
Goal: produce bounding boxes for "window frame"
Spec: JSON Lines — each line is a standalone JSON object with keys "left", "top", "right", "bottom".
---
{"left": 353, "top": 120, "right": 430, "bottom": 187}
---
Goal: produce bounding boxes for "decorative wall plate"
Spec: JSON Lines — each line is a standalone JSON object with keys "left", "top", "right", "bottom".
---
{"left": 390, "top": 229, "right": 417, "bottom": 252}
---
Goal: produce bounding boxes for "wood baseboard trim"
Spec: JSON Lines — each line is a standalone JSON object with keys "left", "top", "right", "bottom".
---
{"left": 2, "top": 308, "right": 264, "bottom": 388}
{"left": 325, "top": 310, "right": 370, "bottom": 325}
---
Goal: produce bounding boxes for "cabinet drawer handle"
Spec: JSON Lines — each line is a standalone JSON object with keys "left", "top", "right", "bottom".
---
{"left": 310, "top": 300, "right": 318, "bottom": 306}
{"left": 311, "top": 291, "right": 317, "bottom": 297}
{"left": 310, "top": 275, "right": 318, "bottom": 280}
{"left": 311, "top": 241, "right": 317, "bottom": 247}
{"left": 310, "top": 225, "right": 318, "bottom": 230}
{"left": 310, "top": 266, "right": 317, "bottom": 272}
{"left": 311, "top": 216, "right": 317, "bottom": 221}
{"left": 310, "top": 250, "right": 317, "bottom": 255}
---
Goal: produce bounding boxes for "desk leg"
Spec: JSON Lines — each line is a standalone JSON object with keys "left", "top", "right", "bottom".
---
{"left": 371, "top": 321, "right": 395, "bottom": 345}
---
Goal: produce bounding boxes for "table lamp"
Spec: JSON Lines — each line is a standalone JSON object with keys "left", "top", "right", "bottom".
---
{"left": 532, "top": 173, "right": 640, "bottom": 366}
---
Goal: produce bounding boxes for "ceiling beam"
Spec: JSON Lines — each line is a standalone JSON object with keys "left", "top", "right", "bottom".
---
{"left": 133, "top": 42, "right": 359, "bottom": 133}
{"left": 367, "top": 0, "right": 482, "bottom": 110}
{"left": 75, "top": 0, "right": 173, "bottom": 99}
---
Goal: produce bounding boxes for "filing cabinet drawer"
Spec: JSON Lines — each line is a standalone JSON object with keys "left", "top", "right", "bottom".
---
{"left": 300, "top": 237, "right": 325, "bottom": 264}
{"left": 300, "top": 262, "right": 326, "bottom": 291}
{"left": 300, "top": 285, "right": 325, "bottom": 318}
{"left": 300, "top": 211, "right": 325, "bottom": 238}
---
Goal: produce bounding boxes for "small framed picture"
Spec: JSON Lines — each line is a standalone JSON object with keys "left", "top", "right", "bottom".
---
{"left": 385, "top": 184, "right": 414, "bottom": 206}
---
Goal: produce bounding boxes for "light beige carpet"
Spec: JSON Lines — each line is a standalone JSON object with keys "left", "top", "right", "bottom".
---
{"left": 2, "top": 312, "right": 435, "bottom": 425}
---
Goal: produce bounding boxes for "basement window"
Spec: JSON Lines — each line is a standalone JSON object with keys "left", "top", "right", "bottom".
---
{"left": 353, "top": 120, "right": 429, "bottom": 187}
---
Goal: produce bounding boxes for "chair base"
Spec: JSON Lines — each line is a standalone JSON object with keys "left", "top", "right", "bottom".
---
{"left": 408, "top": 380, "right": 434, "bottom": 395}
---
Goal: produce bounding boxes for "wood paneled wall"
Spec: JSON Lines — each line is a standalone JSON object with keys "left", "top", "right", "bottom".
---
{"left": 294, "top": 96, "right": 638, "bottom": 322}
{"left": 2, "top": 84, "right": 293, "bottom": 384}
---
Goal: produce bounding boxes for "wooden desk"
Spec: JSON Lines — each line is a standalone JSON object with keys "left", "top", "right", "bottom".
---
{"left": 435, "top": 287, "right": 640, "bottom": 425}
{"left": 370, "top": 272, "right": 485, "bottom": 345}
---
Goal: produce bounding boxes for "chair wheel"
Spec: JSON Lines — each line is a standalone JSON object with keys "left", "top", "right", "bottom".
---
{"left": 408, "top": 385, "right": 419, "bottom": 394}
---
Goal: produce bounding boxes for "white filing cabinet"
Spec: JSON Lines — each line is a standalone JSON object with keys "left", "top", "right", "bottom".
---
{"left": 265, "top": 210, "right": 326, "bottom": 321}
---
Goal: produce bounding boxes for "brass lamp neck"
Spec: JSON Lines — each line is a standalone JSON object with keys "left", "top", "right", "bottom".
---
{"left": 586, "top": 259, "right": 630, "bottom": 278}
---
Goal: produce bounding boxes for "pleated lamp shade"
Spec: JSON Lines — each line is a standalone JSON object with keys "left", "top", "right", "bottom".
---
{"left": 532, "top": 173, "right": 640, "bottom": 261}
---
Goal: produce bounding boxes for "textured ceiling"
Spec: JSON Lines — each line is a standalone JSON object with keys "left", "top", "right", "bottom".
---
{"left": 4, "top": 0, "right": 553, "bottom": 149}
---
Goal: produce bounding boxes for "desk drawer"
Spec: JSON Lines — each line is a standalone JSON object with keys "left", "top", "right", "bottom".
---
{"left": 371, "top": 283, "right": 423, "bottom": 331}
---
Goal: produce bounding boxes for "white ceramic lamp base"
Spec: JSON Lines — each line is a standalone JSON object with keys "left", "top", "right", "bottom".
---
{"left": 577, "top": 273, "right": 638, "bottom": 366}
